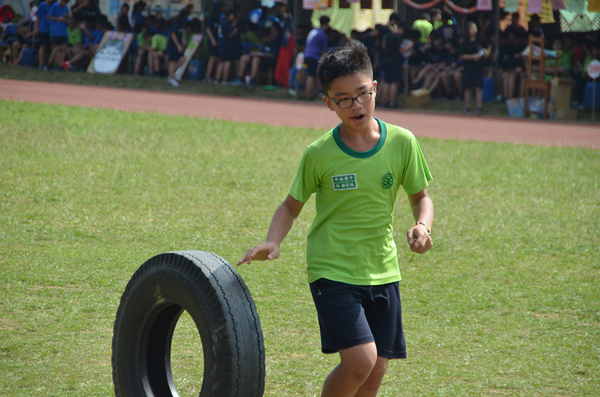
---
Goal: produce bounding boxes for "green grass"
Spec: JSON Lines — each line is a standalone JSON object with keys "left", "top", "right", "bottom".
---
{"left": 0, "top": 99, "right": 598, "bottom": 396}
{"left": 2, "top": 63, "right": 600, "bottom": 123}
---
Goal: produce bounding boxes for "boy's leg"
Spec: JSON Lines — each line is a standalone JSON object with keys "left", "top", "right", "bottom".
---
{"left": 355, "top": 356, "right": 389, "bottom": 397}
{"left": 321, "top": 342, "right": 378, "bottom": 397}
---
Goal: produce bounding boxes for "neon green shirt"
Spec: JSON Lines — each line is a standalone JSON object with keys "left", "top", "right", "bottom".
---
{"left": 151, "top": 34, "right": 167, "bottom": 51}
{"left": 67, "top": 26, "right": 82, "bottom": 46}
{"left": 137, "top": 32, "right": 150, "bottom": 48}
{"left": 412, "top": 19, "right": 433, "bottom": 44}
{"left": 289, "top": 119, "right": 432, "bottom": 286}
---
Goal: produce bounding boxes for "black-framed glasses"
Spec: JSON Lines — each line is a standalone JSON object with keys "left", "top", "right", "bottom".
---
{"left": 328, "top": 87, "right": 374, "bottom": 109}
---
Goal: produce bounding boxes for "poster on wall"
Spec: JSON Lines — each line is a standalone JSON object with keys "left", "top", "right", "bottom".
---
{"left": 87, "top": 31, "right": 134, "bottom": 74}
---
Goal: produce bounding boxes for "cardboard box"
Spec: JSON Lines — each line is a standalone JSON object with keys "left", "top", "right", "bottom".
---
{"left": 550, "top": 77, "right": 573, "bottom": 111}
{"left": 404, "top": 88, "right": 431, "bottom": 109}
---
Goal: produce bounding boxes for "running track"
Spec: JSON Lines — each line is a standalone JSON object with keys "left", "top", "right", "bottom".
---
{"left": 1, "top": 80, "right": 599, "bottom": 150}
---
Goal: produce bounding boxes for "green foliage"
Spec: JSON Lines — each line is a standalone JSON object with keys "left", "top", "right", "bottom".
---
{"left": 0, "top": 100, "right": 598, "bottom": 396}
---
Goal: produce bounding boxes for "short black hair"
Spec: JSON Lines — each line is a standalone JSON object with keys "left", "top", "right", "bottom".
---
{"left": 317, "top": 39, "right": 373, "bottom": 94}
{"left": 319, "top": 15, "right": 330, "bottom": 26}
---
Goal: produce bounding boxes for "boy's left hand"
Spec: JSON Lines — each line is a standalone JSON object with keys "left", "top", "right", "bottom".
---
{"left": 406, "top": 225, "right": 432, "bottom": 254}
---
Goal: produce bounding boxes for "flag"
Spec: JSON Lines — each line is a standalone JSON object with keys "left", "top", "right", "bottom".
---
{"left": 274, "top": 31, "right": 296, "bottom": 87}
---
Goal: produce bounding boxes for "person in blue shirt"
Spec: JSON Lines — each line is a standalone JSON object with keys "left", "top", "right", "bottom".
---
{"left": 46, "top": 0, "right": 70, "bottom": 70}
{"left": 62, "top": 17, "right": 106, "bottom": 70}
{"left": 304, "top": 15, "right": 330, "bottom": 100}
{"left": 35, "top": 0, "right": 55, "bottom": 69}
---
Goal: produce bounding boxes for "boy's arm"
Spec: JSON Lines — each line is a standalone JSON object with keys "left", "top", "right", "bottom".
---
{"left": 237, "top": 194, "right": 305, "bottom": 266}
{"left": 406, "top": 188, "right": 434, "bottom": 254}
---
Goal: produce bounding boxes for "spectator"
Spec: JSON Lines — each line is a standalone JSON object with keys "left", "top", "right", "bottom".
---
{"left": 202, "top": 0, "right": 223, "bottom": 83}
{"left": 233, "top": 20, "right": 283, "bottom": 88}
{"left": 412, "top": 13, "right": 432, "bottom": 44}
{"left": 35, "top": 0, "right": 54, "bottom": 70}
{"left": 304, "top": 15, "right": 330, "bottom": 100}
{"left": 412, "top": 32, "right": 449, "bottom": 96}
{"left": 431, "top": 8, "right": 443, "bottom": 31}
{"left": 62, "top": 17, "right": 82, "bottom": 68}
{"left": 379, "top": 21, "right": 407, "bottom": 108}
{"left": 133, "top": 25, "right": 153, "bottom": 75}
{"left": 528, "top": 14, "right": 543, "bottom": 37}
{"left": 147, "top": 21, "right": 168, "bottom": 77}
{"left": 498, "top": 30, "right": 525, "bottom": 100}
{"left": 166, "top": 5, "right": 193, "bottom": 87}
{"left": 131, "top": 0, "right": 146, "bottom": 34}
{"left": 46, "top": 0, "right": 70, "bottom": 71}
{"left": 62, "top": 17, "right": 105, "bottom": 70}
{"left": 504, "top": 12, "right": 526, "bottom": 38}
{"left": 11, "top": 1, "right": 37, "bottom": 66}
{"left": 215, "top": 6, "right": 240, "bottom": 84}
{"left": 460, "top": 21, "right": 486, "bottom": 115}
{"left": 71, "top": 0, "right": 100, "bottom": 25}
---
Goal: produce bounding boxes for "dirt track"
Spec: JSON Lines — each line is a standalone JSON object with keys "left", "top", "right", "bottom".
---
{"left": 1, "top": 79, "right": 599, "bottom": 149}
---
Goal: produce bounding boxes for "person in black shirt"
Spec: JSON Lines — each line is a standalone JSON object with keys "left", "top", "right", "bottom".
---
{"left": 460, "top": 22, "right": 485, "bottom": 115}
{"left": 380, "top": 22, "right": 407, "bottom": 108}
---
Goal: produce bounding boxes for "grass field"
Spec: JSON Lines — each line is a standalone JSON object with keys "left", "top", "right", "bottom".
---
{"left": 0, "top": 99, "right": 599, "bottom": 396}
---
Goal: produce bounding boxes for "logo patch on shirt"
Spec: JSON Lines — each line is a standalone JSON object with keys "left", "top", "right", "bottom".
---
{"left": 381, "top": 172, "right": 394, "bottom": 189}
{"left": 332, "top": 173, "right": 357, "bottom": 191}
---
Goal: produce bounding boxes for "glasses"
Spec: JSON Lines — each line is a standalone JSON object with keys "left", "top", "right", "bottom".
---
{"left": 328, "top": 87, "right": 374, "bottom": 109}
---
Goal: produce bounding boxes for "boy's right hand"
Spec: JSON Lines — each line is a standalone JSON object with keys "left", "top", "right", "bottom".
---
{"left": 236, "top": 242, "right": 280, "bottom": 266}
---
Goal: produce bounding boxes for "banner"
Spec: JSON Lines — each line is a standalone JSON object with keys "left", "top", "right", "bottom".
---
{"left": 559, "top": 9, "right": 600, "bottom": 31}
{"left": 541, "top": 0, "right": 556, "bottom": 22}
{"left": 504, "top": 0, "right": 519, "bottom": 11}
{"left": 303, "top": 0, "right": 316, "bottom": 9}
{"left": 565, "top": 0, "right": 586, "bottom": 13}
{"left": 528, "top": 0, "right": 542, "bottom": 13}
{"left": 87, "top": 31, "right": 134, "bottom": 74}
{"left": 174, "top": 34, "right": 203, "bottom": 82}
{"left": 478, "top": 0, "right": 493, "bottom": 11}
{"left": 401, "top": 0, "right": 480, "bottom": 13}
{"left": 550, "top": 0, "right": 566, "bottom": 9}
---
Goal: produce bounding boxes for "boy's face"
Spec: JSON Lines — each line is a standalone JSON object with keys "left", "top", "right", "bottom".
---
{"left": 323, "top": 73, "right": 377, "bottom": 134}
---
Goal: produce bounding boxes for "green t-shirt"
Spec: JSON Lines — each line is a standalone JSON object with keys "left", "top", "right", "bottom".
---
{"left": 67, "top": 26, "right": 82, "bottom": 46}
{"left": 151, "top": 34, "right": 167, "bottom": 51}
{"left": 289, "top": 119, "right": 432, "bottom": 286}
{"left": 137, "top": 32, "right": 150, "bottom": 48}
{"left": 412, "top": 19, "right": 433, "bottom": 44}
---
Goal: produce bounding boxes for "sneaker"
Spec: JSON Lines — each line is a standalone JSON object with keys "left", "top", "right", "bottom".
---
{"left": 202, "top": 78, "right": 213, "bottom": 83}
{"left": 62, "top": 61, "right": 72, "bottom": 71}
{"left": 230, "top": 78, "right": 243, "bottom": 86}
{"left": 38, "top": 64, "right": 44, "bottom": 70}
{"left": 168, "top": 78, "right": 180, "bottom": 87}
{"left": 174, "top": 75, "right": 182, "bottom": 83}
{"left": 221, "top": 80, "right": 229, "bottom": 85}
{"left": 246, "top": 78, "right": 256, "bottom": 88}
{"left": 43, "top": 65, "right": 51, "bottom": 72}
{"left": 476, "top": 108, "right": 483, "bottom": 116}
{"left": 463, "top": 108, "right": 471, "bottom": 115}
{"left": 213, "top": 79, "right": 220, "bottom": 85}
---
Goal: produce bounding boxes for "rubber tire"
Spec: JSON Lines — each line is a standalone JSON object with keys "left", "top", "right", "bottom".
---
{"left": 112, "top": 251, "right": 265, "bottom": 397}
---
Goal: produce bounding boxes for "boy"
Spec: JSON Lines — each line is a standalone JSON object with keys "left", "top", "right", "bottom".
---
{"left": 46, "top": 0, "right": 70, "bottom": 70}
{"left": 238, "top": 40, "right": 434, "bottom": 397}
{"left": 35, "top": 0, "right": 55, "bottom": 69}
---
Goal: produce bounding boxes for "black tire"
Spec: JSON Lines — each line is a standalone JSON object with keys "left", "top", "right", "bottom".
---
{"left": 112, "top": 251, "right": 265, "bottom": 397}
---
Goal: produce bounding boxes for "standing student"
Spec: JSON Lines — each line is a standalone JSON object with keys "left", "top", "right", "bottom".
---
{"left": 304, "top": 15, "right": 330, "bottom": 100}
{"left": 460, "top": 21, "right": 485, "bottom": 115}
{"left": 166, "top": 5, "right": 192, "bottom": 87}
{"left": 46, "top": 0, "right": 70, "bottom": 70}
{"left": 238, "top": 39, "right": 434, "bottom": 397}
{"left": 35, "top": 0, "right": 55, "bottom": 69}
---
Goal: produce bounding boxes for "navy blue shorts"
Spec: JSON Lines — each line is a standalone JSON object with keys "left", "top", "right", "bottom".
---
{"left": 306, "top": 56, "right": 319, "bottom": 78}
{"left": 310, "top": 278, "right": 407, "bottom": 359}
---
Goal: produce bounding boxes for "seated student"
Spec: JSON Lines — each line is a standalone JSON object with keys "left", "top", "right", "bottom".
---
{"left": 134, "top": 26, "right": 153, "bottom": 75}
{"left": 240, "top": 22, "right": 262, "bottom": 55}
{"left": 498, "top": 30, "right": 525, "bottom": 100}
{"left": 62, "top": 17, "right": 106, "bottom": 70}
{"left": 166, "top": 6, "right": 193, "bottom": 86}
{"left": 62, "top": 17, "right": 83, "bottom": 69}
{"left": 436, "top": 39, "right": 463, "bottom": 99}
{"left": 412, "top": 32, "right": 448, "bottom": 93}
{"left": 405, "top": 29, "right": 428, "bottom": 89}
{"left": 231, "top": 21, "right": 283, "bottom": 88}
{"left": 11, "top": 1, "right": 36, "bottom": 66}
{"left": 147, "top": 24, "right": 168, "bottom": 77}
{"left": 46, "top": 0, "right": 71, "bottom": 71}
